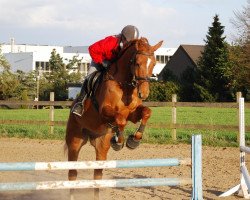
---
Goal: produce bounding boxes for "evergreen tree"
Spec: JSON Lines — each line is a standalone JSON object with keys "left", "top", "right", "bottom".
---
{"left": 197, "top": 15, "right": 233, "bottom": 101}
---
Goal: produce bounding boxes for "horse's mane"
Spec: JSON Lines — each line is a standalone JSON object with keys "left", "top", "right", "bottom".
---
{"left": 122, "top": 37, "right": 149, "bottom": 50}
{"left": 118, "top": 37, "right": 150, "bottom": 58}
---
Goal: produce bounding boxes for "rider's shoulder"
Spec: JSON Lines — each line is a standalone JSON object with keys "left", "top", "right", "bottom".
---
{"left": 104, "top": 35, "right": 119, "bottom": 41}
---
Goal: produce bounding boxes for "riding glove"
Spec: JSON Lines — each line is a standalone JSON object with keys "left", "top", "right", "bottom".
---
{"left": 102, "top": 60, "right": 111, "bottom": 68}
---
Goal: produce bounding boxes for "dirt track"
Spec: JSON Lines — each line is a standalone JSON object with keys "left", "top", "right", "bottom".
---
{"left": 0, "top": 138, "right": 247, "bottom": 200}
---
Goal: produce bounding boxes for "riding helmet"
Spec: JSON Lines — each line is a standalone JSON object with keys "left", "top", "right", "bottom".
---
{"left": 121, "top": 25, "right": 139, "bottom": 41}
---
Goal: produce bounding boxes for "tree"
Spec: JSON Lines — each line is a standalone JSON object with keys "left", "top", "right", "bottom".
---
{"left": 196, "top": 15, "right": 233, "bottom": 101}
{"left": 0, "top": 45, "right": 19, "bottom": 100}
{"left": 230, "top": 1, "right": 250, "bottom": 99}
{"left": 0, "top": 45, "right": 10, "bottom": 70}
{"left": 15, "top": 70, "right": 37, "bottom": 100}
{"left": 0, "top": 70, "right": 19, "bottom": 99}
{"left": 40, "top": 49, "right": 82, "bottom": 101}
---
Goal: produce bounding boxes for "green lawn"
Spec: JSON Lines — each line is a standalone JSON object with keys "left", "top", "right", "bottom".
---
{"left": 0, "top": 107, "right": 249, "bottom": 147}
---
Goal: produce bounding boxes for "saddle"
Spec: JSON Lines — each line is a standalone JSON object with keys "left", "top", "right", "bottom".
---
{"left": 85, "top": 71, "right": 103, "bottom": 98}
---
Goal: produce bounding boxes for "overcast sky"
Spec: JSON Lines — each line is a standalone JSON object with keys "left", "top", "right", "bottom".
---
{"left": 0, "top": 0, "right": 247, "bottom": 48}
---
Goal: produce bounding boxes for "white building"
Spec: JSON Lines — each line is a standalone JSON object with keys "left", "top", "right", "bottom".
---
{"left": 1, "top": 38, "right": 176, "bottom": 79}
{"left": 153, "top": 47, "right": 177, "bottom": 78}
{"left": 2, "top": 39, "right": 91, "bottom": 77}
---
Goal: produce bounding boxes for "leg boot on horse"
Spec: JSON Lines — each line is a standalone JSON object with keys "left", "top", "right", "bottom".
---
{"left": 127, "top": 105, "right": 152, "bottom": 149}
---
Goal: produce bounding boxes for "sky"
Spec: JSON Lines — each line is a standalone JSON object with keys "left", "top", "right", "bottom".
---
{"left": 0, "top": 0, "right": 248, "bottom": 48}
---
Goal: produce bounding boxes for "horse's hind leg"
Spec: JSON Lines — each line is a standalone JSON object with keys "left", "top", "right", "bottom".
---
{"left": 127, "top": 105, "right": 151, "bottom": 149}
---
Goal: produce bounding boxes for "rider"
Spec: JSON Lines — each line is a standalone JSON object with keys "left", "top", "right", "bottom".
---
{"left": 72, "top": 25, "right": 140, "bottom": 116}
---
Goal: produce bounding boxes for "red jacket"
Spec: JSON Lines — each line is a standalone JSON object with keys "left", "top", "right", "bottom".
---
{"left": 88, "top": 35, "right": 121, "bottom": 64}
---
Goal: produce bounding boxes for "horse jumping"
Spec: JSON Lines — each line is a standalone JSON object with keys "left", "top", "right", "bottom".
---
{"left": 65, "top": 37, "right": 163, "bottom": 199}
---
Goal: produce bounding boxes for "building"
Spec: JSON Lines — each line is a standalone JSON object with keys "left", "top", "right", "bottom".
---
{"left": 2, "top": 39, "right": 91, "bottom": 77}
{"left": 153, "top": 47, "right": 177, "bottom": 79}
{"left": 1, "top": 38, "right": 176, "bottom": 79}
{"left": 158, "top": 44, "right": 204, "bottom": 80}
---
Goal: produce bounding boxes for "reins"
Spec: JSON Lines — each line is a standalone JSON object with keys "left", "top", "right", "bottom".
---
{"left": 105, "top": 40, "right": 154, "bottom": 87}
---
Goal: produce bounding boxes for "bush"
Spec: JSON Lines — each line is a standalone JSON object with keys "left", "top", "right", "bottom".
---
{"left": 147, "top": 81, "right": 180, "bottom": 101}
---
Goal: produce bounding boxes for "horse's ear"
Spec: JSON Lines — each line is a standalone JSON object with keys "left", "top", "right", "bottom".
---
{"left": 152, "top": 40, "right": 163, "bottom": 52}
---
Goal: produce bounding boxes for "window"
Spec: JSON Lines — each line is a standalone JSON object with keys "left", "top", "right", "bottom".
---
{"left": 41, "top": 62, "right": 45, "bottom": 70}
{"left": 35, "top": 61, "right": 40, "bottom": 71}
{"left": 45, "top": 62, "right": 49, "bottom": 71}
{"left": 35, "top": 61, "right": 50, "bottom": 74}
{"left": 165, "top": 56, "right": 169, "bottom": 63}
{"left": 156, "top": 55, "right": 160, "bottom": 62}
{"left": 78, "top": 62, "right": 89, "bottom": 77}
{"left": 156, "top": 55, "right": 169, "bottom": 64}
{"left": 160, "top": 56, "right": 164, "bottom": 63}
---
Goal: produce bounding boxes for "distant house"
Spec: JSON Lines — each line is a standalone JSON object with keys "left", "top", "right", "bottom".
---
{"left": 153, "top": 47, "right": 177, "bottom": 78}
{"left": 1, "top": 38, "right": 176, "bottom": 79}
{"left": 158, "top": 45, "right": 204, "bottom": 80}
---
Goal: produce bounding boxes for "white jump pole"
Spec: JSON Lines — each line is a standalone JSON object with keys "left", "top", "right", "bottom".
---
{"left": 220, "top": 97, "right": 250, "bottom": 198}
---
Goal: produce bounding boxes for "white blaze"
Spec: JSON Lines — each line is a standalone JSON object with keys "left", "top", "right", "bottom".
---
{"left": 146, "top": 58, "right": 151, "bottom": 74}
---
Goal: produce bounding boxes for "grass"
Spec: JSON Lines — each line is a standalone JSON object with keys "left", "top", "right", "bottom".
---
{"left": 0, "top": 107, "right": 249, "bottom": 147}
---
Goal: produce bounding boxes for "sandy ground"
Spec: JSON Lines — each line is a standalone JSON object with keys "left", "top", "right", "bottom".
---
{"left": 0, "top": 138, "right": 248, "bottom": 200}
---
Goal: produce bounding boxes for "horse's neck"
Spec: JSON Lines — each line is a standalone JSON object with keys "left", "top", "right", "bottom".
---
{"left": 109, "top": 50, "right": 135, "bottom": 82}
{"left": 115, "top": 63, "right": 132, "bottom": 81}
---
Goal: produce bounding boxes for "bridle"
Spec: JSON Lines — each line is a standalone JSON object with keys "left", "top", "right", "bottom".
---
{"left": 105, "top": 40, "right": 154, "bottom": 89}
{"left": 130, "top": 50, "right": 154, "bottom": 86}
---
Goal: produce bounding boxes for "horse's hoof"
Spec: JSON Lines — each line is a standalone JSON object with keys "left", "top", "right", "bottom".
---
{"left": 126, "top": 135, "right": 140, "bottom": 149}
{"left": 110, "top": 136, "right": 124, "bottom": 151}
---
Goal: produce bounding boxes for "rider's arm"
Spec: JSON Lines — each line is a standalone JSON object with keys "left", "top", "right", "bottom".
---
{"left": 88, "top": 36, "right": 119, "bottom": 64}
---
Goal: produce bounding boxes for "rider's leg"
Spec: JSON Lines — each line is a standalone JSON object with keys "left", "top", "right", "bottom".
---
{"left": 71, "top": 81, "right": 88, "bottom": 116}
{"left": 71, "top": 61, "right": 99, "bottom": 116}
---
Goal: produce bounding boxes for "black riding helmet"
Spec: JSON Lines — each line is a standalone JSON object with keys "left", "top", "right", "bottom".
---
{"left": 121, "top": 25, "right": 139, "bottom": 41}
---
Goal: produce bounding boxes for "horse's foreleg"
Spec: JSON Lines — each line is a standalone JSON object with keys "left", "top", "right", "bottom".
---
{"left": 110, "top": 113, "right": 127, "bottom": 151}
{"left": 66, "top": 126, "right": 87, "bottom": 180}
{"left": 127, "top": 105, "right": 151, "bottom": 149}
{"left": 65, "top": 116, "right": 88, "bottom": 200}
{"left": 92, "top": 132, "right": 113, "bottom": 200}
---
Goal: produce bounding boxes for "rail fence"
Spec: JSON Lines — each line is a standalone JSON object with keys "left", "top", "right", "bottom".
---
{"left": 0, "top": 92, "right": 249, "bottom": 140}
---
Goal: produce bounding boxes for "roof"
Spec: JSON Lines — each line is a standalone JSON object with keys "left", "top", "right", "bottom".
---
{"left": 180, "top": 45, "right": 204, "bottom": 65}
{"left": 155, "top": 47, "right": 177, "bottom": 56}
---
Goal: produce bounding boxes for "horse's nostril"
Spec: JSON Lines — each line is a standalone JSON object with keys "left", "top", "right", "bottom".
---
{"left": 138, "top": 92, "right": 142, "bottom": 99}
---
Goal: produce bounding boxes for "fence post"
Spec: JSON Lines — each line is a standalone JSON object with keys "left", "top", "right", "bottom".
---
{"left": 237, "top": 92, "right": 242, "bottom": 143}
{"left": 171, "top": 94, "right": 177, "bottom": 140}
{"left": 49, "top": 92, "right": 54, "bottom": 135}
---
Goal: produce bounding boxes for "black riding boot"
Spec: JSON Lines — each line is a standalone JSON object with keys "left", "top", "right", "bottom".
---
{"left": 71, "top": 80, "right": 87, "bottom": 116}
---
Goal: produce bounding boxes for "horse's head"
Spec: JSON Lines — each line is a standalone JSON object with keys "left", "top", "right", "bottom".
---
{"left": 130, "top": 37, "right": 163, "bottom": 100}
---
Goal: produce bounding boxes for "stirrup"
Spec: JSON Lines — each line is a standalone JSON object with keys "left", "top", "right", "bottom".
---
{"left": 72, "top": 102, "right": 84, "bottom": 117}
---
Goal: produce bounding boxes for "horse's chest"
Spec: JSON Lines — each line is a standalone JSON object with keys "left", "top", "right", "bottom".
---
{"left": 104, "top": 84, "right": 140, "bottom": 111}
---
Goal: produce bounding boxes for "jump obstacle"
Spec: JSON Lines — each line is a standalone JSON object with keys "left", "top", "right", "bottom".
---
{"left": 0, "top": 134, "right": 202, "bottom": 199}
{"left": 220, "top": 97, "right": 250, "bottom": 198}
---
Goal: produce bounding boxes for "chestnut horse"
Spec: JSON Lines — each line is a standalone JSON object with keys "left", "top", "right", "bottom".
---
{"left": 65, "top": 37, "right": 163, "bottom": 199}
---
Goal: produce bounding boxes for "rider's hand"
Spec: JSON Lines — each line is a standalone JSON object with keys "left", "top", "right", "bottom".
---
{"left": 102, "top": 60, "right": 111, "bottom": 68}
